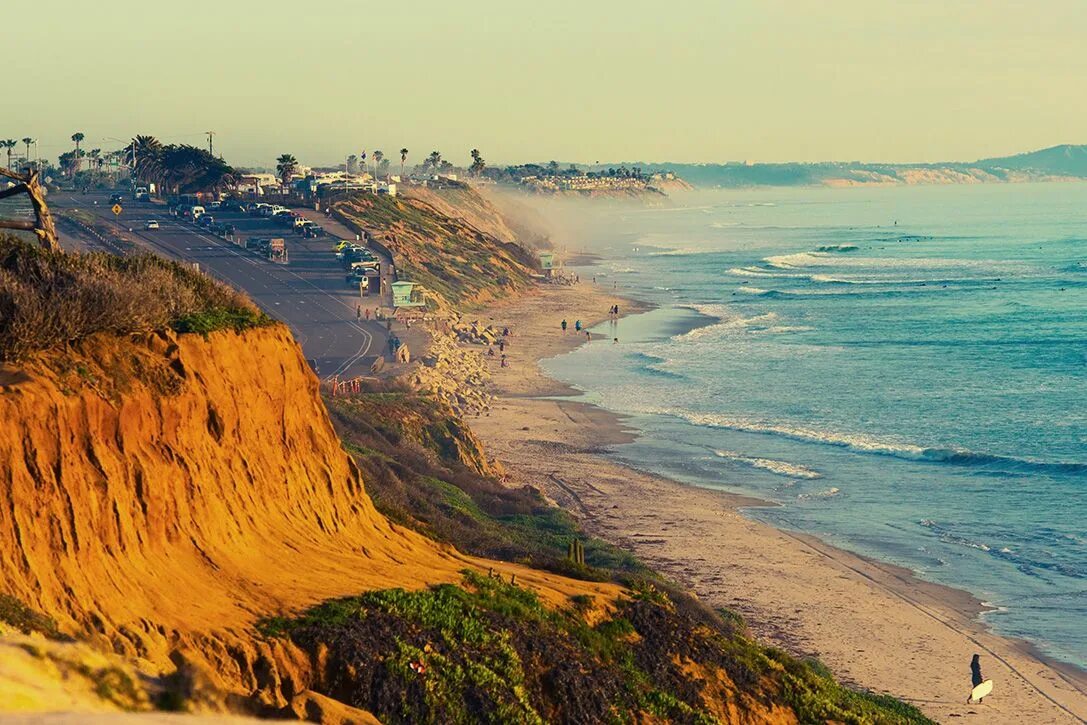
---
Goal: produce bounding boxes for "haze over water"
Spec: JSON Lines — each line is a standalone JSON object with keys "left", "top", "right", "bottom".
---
{"left": 545, "top": 183, "right": 1087, "bottom": 667}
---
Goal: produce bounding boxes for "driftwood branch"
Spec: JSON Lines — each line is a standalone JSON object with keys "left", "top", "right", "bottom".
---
{"left": 0, "top": 183, "right": 28, "bottom": 201}
{"left": 0, "top": 166, "right": 59, "bottom": 251}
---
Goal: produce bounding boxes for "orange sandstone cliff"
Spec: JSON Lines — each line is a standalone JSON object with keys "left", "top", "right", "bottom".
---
{"left": 0, "top": 323, "right": 616, "bottom": 713}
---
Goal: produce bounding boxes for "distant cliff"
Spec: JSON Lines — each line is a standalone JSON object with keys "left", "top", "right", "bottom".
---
{"left": 332, "top": 187, "right": 539, "bottom": 309}
{"left": 629, "top": 144, "right": 1087, "bottom": 188}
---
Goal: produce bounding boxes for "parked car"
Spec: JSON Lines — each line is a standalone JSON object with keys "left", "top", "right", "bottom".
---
{"left": 145, "top": 220, "right": 159, "bottom": 230}
{"left": 197, "top": 215, "right": 214, "bottom": 228}
{"left": 302, "top": 224, "right": 324, "bottom": 238}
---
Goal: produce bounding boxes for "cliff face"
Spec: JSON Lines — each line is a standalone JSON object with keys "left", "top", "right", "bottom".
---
{"left": 0, "top": 325, "right": 614, "bottom": 678}
{"left": 401, "top": 185, "right": 521, "bottom": 243}
{"left": 332, "top": 190, "right": 538, "bottom": 309}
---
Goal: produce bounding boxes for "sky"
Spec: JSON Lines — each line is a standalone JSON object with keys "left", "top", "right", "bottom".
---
{"left": 7, "top": 0, "right": 1086, "bottom": 168}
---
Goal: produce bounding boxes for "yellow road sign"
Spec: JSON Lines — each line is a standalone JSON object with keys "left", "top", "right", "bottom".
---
{"left": 112, "top": 204, "right": 123, "bottom": 216}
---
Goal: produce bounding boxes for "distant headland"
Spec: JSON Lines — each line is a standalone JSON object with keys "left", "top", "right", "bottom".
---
{"left": 604, "top": 144, "right": 1087, "bottom": 188}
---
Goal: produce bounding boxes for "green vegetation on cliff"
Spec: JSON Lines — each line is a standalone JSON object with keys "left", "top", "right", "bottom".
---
{"left": 332, "top": 192, "right": 537, "bottom": 308}
{"left": 263, "top": 569, "right": 930, "bottom": 725}
{"left": 319, "top": 390, "right": 932, "bottom": 725}
{"left": 0, "top": 236, "right": 269, "bottom": 361}
{"left": 328, "top": 393, "right": 645, "bottom": 580}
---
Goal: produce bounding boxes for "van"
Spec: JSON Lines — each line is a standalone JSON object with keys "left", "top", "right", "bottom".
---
{"left": 190, "top": 205, "right": 206, "bottom": 219}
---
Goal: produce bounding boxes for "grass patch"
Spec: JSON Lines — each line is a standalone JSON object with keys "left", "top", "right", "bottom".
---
{"left": 0, "top": 234, "right": 270, "bottom": 361}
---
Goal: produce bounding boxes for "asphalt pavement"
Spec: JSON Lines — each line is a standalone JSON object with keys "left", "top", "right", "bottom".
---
{"left": 50, "top": 191, "right": 389, "bottom": 380}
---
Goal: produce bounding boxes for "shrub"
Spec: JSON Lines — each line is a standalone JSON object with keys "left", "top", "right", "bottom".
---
{"left": 0, "top": 235, "right": 270, "bottom": 361}
{"left": 0, "top": 593, "right": 62, "bottom": 638}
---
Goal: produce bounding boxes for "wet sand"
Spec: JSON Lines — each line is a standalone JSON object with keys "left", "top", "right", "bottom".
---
{"left": 467, "top": 281, "right": 1087, "bottom": 724}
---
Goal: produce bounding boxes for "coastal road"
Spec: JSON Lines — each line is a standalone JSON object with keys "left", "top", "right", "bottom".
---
{"left": 50, "top": 191, "right": 388, "bottom": 380}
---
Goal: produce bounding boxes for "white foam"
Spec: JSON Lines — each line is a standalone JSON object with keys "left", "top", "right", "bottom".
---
{"left": 675, "top": 306, "right": 782, "bottom": 341}
{"left": 798, "top": 487, "right": 841, "bottom": 499}
{"left": 712, "top": 450, "right": 823, "bottom": 479}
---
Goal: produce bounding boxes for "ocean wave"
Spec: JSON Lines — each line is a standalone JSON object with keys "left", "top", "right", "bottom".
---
{"left": 712, "top": 449, "right": 822, "bottom": 479}
{"left": 627, "top": 352, "right": 686, "bottom": 380}
{"left": 762, "top": 251, "right": 1028, "bottom": 277}
{"left": 674, "top": 306, "right": 782, "bottom": 340}
{"left": 647, "top": 247, "right": 711, "bottom": 257}
{"left": 728, "top": 264, "right": 1000, "bottom": 288}
{"left": 748, "top": 325, "right": 814, "bottom": 334}
{"left": 727, "top": 266, "right": 811, "bottom": 279}
{"left": 651, "top": 410, "right": 1087, "bottom": 476}
{"left": 816, "top": 245, "right": 860, "bottom": 253}
{"left": 919, "top": 520, "right": 1087, "bottom": 579}
{"left": 798, "top": 487, "right": 841, "bottom": 500}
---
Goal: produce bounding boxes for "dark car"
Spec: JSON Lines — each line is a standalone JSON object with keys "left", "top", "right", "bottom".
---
{"left": 109, "top": 193, "right": 124, "bottom": 205}
{"left": 197, "top": 215, "right": 215, "bottom": 228}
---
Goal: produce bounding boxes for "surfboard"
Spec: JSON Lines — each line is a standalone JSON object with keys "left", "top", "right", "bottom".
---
{"left": 969, "top": 679, "right": 993, "bottom": 702}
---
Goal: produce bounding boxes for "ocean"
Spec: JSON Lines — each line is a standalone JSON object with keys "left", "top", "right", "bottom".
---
{"left": 541, "top": 183, "right": 1087, "bottom": 669}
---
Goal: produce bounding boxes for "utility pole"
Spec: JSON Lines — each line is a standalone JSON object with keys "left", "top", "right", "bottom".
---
{"left": 206, "top": 131, "right": 215, "bottom": 156}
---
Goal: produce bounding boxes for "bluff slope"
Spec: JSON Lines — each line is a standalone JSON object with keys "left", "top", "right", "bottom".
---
{"left": 0, "top": 322, "right": 615, "bottom": 709}
{"left": 332, "top": 186, "right": 538, "bottom": 309}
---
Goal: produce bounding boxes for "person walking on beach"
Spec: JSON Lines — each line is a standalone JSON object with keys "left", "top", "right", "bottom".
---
{"left": 561, "top": 319, "right": 568, "bottom": 334}
{"left": 365, "top": 308, "right": 371, "bottom": 320}
{"left": 971, "top": 654, "right": 984, "bottom": 689}
{"left": 585, "top": 331, "right": 591, "bottom": 341}
{"left": 575, "top": 320, "right": 582, "bottom": 333}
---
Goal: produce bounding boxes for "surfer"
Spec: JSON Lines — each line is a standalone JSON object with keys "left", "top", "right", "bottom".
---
{"left": 967, "top": 653, "right": 993, "bottom": 704}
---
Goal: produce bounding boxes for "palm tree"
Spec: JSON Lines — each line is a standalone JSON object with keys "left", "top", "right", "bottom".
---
{"left": 69, "top": 132, "right": 85, "bottom": 176}
{"left": 427, "top": 151, "right": 442, "bottom": 174}
{"left": 470, "top": 148, "right": 485, "bottom": 176}
{"left": 399, "top": 148, "right": 409, "bottom": 178}
{"left": 1, "top": 140, "right": 15, "bottom": 169}
{"left": 276, "top": 153, "right": 299, "bottom": 188}
{"left": 21, "top": 138, "right": 33, "bottom": 166}
{"left": 373, "top": 150, "right": 384, "bottom": 179}
{"left": 128, "top": 134, "right": 163, "bottom": 185}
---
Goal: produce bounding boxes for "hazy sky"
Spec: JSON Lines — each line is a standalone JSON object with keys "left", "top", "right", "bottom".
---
{"left": 8, "top": 0, "right": 1085, "bottom": 167}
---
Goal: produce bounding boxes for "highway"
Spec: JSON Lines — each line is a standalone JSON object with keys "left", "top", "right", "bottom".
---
{"left": 50, "top": 191, "right": 390, "bottom": 380}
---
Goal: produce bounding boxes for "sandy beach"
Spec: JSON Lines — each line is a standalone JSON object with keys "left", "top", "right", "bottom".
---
{"left": 467, "top": 281, "right": 1087, "bottom": 724}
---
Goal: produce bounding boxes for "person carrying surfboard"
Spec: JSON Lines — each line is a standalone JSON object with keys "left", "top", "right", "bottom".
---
{"left": 968, "top": 654, "right": 993, "bottom": 703}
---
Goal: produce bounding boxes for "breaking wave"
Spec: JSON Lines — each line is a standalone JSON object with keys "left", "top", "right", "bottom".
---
{"left": 653, "top": 411, "right": 1087, "bottom": 476}
{"left": 712, "top": 449, "right": 823, "bottom": 479}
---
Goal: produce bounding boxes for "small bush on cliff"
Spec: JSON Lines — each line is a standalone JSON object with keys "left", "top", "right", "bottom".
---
{"left": 0, "top": 593, "right": 62, "bottom": 638}
{"left": 0, "top": 235, "right": 270, "bottom": 361}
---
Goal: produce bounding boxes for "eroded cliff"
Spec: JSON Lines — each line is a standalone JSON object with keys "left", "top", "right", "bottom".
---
{"left": 0, "top": 323, "right": 617, "bottom": 714}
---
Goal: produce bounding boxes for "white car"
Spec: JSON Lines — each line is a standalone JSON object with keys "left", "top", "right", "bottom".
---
{"left": 145, "top": 220, "right": 160, "bottom": 230}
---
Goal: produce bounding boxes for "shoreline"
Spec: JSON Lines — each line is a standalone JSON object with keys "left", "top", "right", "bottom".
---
{"left": 464, "top": 280, "right": 1087, "bottom": 724}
